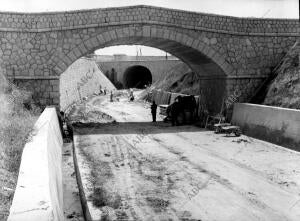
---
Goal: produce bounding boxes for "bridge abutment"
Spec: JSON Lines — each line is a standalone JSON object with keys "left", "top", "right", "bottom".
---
{"left": 12, "top": 77, "right": 60, "bottom": 107}
{"left": 0, "top": 5, "right": 298, "bottom": 110}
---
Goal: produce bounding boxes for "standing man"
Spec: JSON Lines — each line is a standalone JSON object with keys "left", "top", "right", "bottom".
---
{"left": 110, "top": 91, "right": 113, "bottom": 102}
{"left": 129, "top": 89, "right": 134, "bottom": 101}
{"left": 99, "top": 85, "right": 102, "bottom": 94}
{"left": 151, "top": 101, "right": 158, "bottom": 122}
{"left": 171, "top": 97, "right": 180, "bottom": 126}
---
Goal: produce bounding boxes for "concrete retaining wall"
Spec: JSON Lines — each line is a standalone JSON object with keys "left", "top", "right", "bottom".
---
{"left": 60, "top": 58, "right": 115, "bottom": 112}
{"left": 232, "top": 103, "right": 300, "bottom": 151}
{"left": 8, "top": 107, "right": 64, "bottom": 221}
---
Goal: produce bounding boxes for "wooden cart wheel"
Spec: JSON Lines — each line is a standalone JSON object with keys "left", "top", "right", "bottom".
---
{"left": 234, "top": 130, "right": 241, "bottom": 137}
{"left": 215, "top": 127, "right": 221, "bottom": 134}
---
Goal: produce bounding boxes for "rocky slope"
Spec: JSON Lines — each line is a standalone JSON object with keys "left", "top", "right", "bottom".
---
{"left": 152, "top": 63, "right": 202, "bottom": 95}
{"left": 264, "top": 41, "right": 300, "bottom": 109}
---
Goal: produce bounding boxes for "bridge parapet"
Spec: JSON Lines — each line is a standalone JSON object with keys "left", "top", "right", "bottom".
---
{"left": 0, "top": 5, "right": 299, "bottom": 35}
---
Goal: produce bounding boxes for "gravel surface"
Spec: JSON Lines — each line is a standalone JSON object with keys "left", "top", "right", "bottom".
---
{"left": 73, "top": 93, "right": 300, "bottom": 221}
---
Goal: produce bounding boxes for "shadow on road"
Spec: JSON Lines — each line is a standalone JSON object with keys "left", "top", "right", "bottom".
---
{"left": 73, "top": 121, "right": 206, "bottom": 135}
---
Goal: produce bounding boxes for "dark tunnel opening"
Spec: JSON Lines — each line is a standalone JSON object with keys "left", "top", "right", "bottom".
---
{"left": 123, "top": 65, "right": 152, "bottom": 89}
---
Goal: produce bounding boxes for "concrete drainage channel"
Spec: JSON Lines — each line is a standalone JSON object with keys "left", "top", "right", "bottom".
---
{"left": 68, "top": 105, "right": 116, "bottom": 221}
{"left": 62, "top": 142, "right": 85, "bottom": 221}
{"left": 72, "top": 138, "right": 93, "bottom": 221}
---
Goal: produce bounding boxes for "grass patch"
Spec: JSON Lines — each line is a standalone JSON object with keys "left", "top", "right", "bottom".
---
{"left": 0, "top": 74, "right": 40, "bottom": 220}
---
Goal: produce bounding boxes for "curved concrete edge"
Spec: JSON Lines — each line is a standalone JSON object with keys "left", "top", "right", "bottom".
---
{"left": 72, "top": 141, "right": 93, "bottom": 221}
{"left": 72, "top": 135, "right": 103, "bottom": 221}
{"left": 232, "top": 103, "right": 300, "bottom": 151}
{"left": 8, "top": 107, "right": 64, "bottom": 221}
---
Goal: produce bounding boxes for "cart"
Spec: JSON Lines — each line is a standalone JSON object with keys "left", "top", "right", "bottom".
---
{"left": 219, "top": 125, "right": 242, "bottom": 136}
{"left": 214, "top": 123, "right": 231, "bottom": 133}
{"left": 205, "top": 114, "right": 226, "bottom": 130}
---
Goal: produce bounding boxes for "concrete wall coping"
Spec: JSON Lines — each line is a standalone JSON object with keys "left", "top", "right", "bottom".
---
{"left": 98, "top": 59, "right": 180, "bottom": 63}
{"left": 236, "top": 102, "right": 300, "bottom": 112}
{"left": 8, "top": 107, "right": 64, "bottom": 221}
{"left": 7, "top": 76, "right": 60, "bottom": 80}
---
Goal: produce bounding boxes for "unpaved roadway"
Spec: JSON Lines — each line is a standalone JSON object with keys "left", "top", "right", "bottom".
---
{"left": 73, "top": 92, "right": 300, "bottom": 221}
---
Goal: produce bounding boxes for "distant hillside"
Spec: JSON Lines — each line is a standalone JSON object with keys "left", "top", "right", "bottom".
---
{"left": 152, "top": 63, "right": 202, "bottom": 95}
{"left": 263, "top": 41, "right": 300, "bottom": 109}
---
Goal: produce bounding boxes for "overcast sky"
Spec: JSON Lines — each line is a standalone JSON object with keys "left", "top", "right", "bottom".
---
{"left": 1, "top": 0, "right": 298, "bottom": 55}
{"left": 0, "top": 0, "right": 297, "bottom": 18}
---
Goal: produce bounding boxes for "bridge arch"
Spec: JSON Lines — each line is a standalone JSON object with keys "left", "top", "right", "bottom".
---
{"left": 53, "top": 26, "right": 233, "bottom": 78}
{"left": 2, "top": 5, "right": 297, "bottom": 110}
{"left": 53, "top": 26, "right": 232, "bottom": 112}
{"left": 52, "top": 26, "right": 232, "bottom": 112}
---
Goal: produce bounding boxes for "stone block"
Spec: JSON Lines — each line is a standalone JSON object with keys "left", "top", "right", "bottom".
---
{"left": 50, "top": 79, "right": 59, "bottom": 86}
{"left": 50, "top": 91, "right": 59, "bottom": 98}
{"left": 52, "top": 84, "right": 59, "bottom": 92}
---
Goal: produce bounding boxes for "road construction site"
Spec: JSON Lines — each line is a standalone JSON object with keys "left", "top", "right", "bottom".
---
{"left": 70, "top": 91, "right": 300, "bottom": 221}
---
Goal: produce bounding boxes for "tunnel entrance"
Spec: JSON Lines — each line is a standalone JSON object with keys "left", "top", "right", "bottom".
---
{"left": 123, "top": 65, "right": 152, "bottom": 89}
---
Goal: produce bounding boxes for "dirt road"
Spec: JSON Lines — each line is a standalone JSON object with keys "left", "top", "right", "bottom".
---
{"left": 73, "top": 93, "right": 300, "bottom": 221}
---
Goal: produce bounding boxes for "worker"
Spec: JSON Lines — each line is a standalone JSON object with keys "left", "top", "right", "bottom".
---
{"left": 57, "top": 110, "right": 65, "bottom": 137}
{"left": 189, "top": 95, "right": 197, "bottom": 121}
{"left": 129, "top": 89, "right": 134, "bottom": 101}
{"left": 130, "top": 94, "right": 134, "bottom": 101}
{"left": 99, "top": 85, "right": 102, "bottom": 94}
{"left": 171, "top": 98, "right": 180, "bottom": 126}
{"left": 110, "top": 91, "right": 113, "bottom": 102}
{"left": 151, "top": 101, "right": 157, "bottom": 122}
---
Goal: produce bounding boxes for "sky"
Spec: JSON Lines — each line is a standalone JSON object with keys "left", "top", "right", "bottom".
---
{"left": 0, "top": 0, "right": 298, "bottom": 56}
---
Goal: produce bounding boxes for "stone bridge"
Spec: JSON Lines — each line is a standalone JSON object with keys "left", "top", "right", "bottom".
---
{"left": 1, "top": 5, "right": 299, "bottom": 112}
{"left": 97, "top": 56, "right": 184, "bottom": 88}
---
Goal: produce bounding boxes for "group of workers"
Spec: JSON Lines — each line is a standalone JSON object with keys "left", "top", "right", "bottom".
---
{"left": 150, "top": 95, "right": 197, "bottom": 125}
{"left": 109, "top": 89, "right": 134, "bottom": 102}
{"left": 99, "top": 85, "right": 107, "bottom": 95}
{"left": 100, "top": 84, "right": 196, "bottom": 125}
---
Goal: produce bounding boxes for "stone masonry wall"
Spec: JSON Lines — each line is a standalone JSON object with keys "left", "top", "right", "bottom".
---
{"left": 190, "top": 77, "right": 264, "bottom": 114}
{"left": 12, "top": 78, "right": 59, "bottom": 107}
{"left": 98, "top": 59, "right": 184, "bottom": 86}
{"left": 0, "top": 5, "right": 298, "bottom": 107}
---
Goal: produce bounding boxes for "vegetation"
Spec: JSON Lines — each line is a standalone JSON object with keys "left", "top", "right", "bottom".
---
{"left": 0, "top": 74, "right": 39, "bottom": 220}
